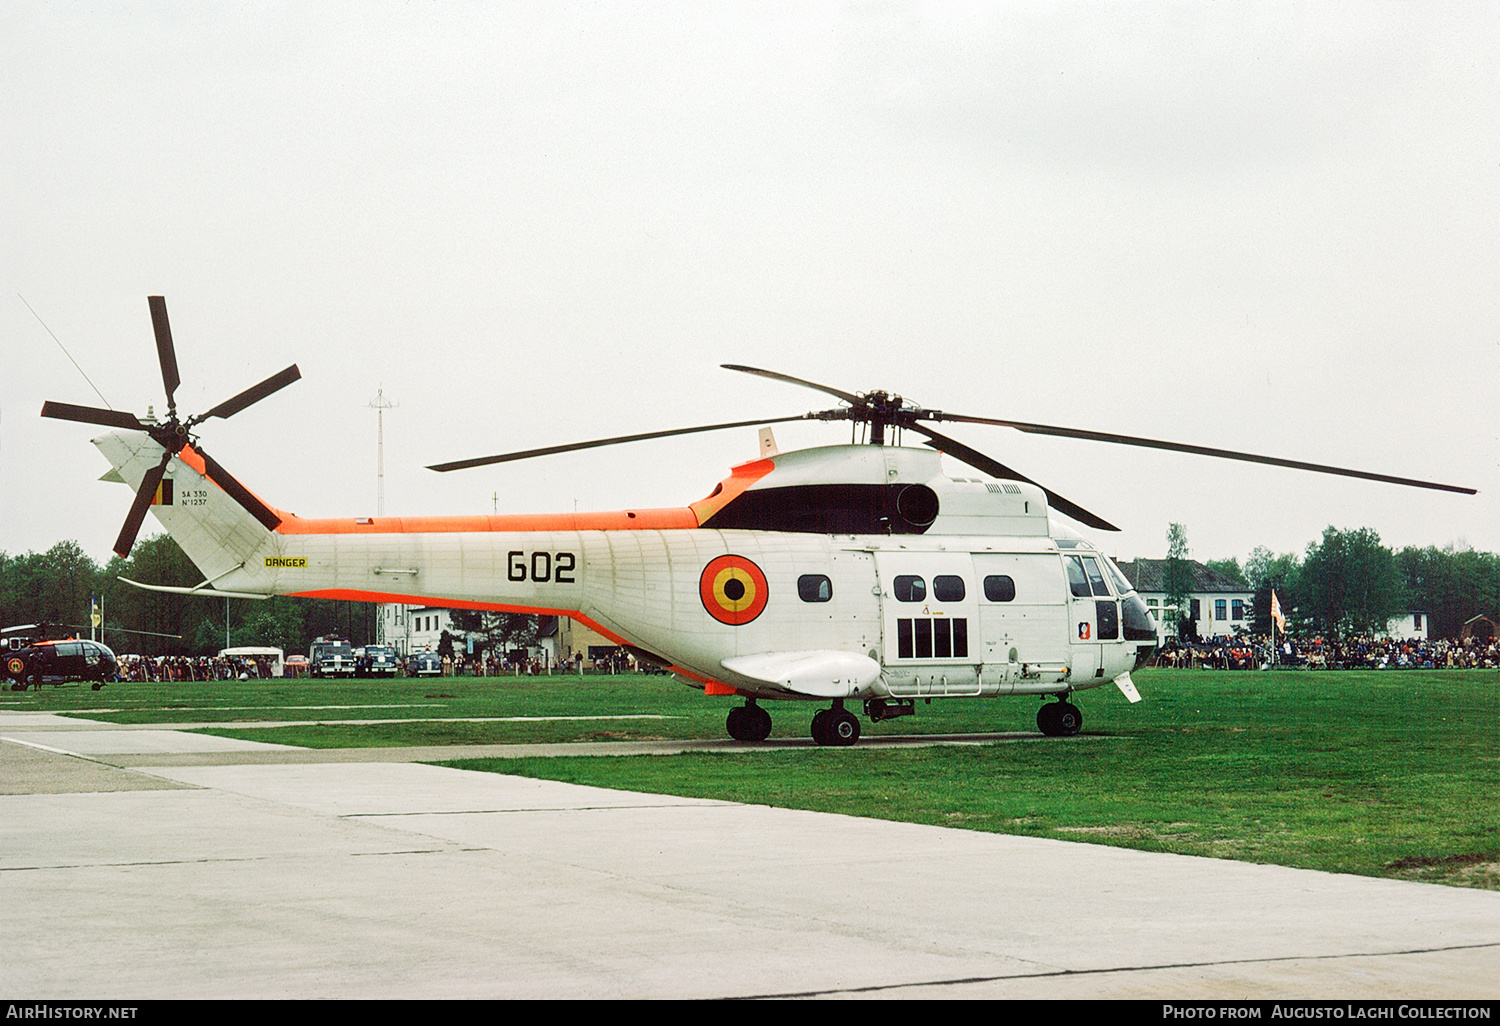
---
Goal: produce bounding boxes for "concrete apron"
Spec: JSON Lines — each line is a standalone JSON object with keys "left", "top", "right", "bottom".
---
{"left": 2, "top": 711, "right": 1496, "bottom": 999}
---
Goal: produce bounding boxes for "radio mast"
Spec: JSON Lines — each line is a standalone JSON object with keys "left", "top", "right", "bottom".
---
{"left": 368, "top": 387, "right": 397, "bottom": 516}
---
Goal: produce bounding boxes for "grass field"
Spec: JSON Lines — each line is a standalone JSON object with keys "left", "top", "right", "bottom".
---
{"left": 9, "top": 666, "right": 1497, "bottom": 888}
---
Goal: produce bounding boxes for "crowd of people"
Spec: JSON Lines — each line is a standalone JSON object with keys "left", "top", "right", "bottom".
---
{"left": 117, "top": 653, "right": 278, "bottom": 682}
{"left": 109, "top": 636, "right": 1500, "bottom": 681}
{"left": 1155, "top": 634, "right": 1500, "bottom": 671}
{"left": 115, "top": 649, "right": 642, "bottom": 682}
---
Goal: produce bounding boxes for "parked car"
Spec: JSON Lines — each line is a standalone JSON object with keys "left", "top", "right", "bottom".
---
{"left": 284, "top": 654, "right": 310, "bottom": 678}
{"left": 355, "top": 644, "right": 399, "bottom": 678}
{"left": 406, "top": 651, "right": 442, "bottom": 677}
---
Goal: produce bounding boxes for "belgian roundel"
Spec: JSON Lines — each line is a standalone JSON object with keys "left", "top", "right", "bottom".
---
{"left": 700, "top": 555, "right": 769, "bottom": 626}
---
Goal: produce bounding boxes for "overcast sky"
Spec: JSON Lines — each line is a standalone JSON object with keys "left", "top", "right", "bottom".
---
{"left": 4, "top": 1, "right": 1496, "bottom": 575}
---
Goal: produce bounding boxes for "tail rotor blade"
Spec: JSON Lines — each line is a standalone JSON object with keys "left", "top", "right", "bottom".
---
{"left": 114, "top": 451, "right": 172, "bottom": 558}
{"left": 148, "top": 296, "right": 181, "bottom": 411}
{"left": 915, "top": 425, "right": 1121, "bottom": 532}
{"left": 195, "top": 447, "right": 283, "bottom": 530}
{"left": 41, "top": 401, "right": 146, "bottom": 432}
{"left": 197, "top": 365, "right": 301, "bottom": 423}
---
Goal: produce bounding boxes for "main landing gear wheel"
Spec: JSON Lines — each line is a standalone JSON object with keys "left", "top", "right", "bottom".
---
{"left": 811, "top": 706, "right": 860, "bottom": 746}
{"left": 726, "top": 702, "right": 772, "bottom": 742}
{"left": 1037, "top": 700, "right": 1082, "bottom": 737}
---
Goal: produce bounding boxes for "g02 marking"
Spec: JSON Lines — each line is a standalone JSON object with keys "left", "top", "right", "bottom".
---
{"left": 507, "top": 550, "right": 577, "bottom": 583}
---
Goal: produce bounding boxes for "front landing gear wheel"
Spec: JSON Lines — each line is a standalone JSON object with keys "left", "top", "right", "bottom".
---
{"left": 1037, "top": 701, "right": 1082, "bottom": 737}
{"left": 828, "top": 708, "right": 860, "bottom": 746}
{"left": 812, "top": 707, "right": 860, "bottom": 746}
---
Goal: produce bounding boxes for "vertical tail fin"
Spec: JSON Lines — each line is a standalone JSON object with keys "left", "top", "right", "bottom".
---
{"left": 94, "top": 430, "right": 278, "bottom": 585}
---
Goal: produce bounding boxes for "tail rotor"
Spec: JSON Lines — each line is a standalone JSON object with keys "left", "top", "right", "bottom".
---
{"left": 41, "top": 296, "right": 300, "bottom": 556}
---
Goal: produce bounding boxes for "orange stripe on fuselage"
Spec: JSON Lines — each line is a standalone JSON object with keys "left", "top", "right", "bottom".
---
{"left": 275, "top": 508, "right": 699, "bottom": 535}
{"left": 271, "top": 458, "right": 777, "bottom": 536}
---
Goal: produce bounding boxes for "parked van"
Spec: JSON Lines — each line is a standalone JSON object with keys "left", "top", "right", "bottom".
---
{"left": 218, "top": 646, "right": 285, "bottom": 678}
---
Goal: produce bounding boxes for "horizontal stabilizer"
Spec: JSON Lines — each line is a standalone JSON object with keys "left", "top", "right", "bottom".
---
{"left": 118, "top": 577, "right": 272, "bottom": 601}
{"left": 721, "top": 650, "right": 881, "bottom": 698}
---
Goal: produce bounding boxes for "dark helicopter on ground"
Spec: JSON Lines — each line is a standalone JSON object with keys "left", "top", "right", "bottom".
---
{"left": 3, "top": 624, "right": 119, "bottom": 691}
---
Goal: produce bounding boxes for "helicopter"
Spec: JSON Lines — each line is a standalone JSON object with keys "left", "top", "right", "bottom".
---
{"left": 3, "top": 623, "right": 118, "bottom": 691}
{"left": 2, "top": 620, "right": 183, "bottom": 691}
{"left": 41, "top": 297, "right": 1476, "bottom": 744}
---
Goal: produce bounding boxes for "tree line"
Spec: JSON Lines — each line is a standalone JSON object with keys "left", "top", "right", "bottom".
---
{"left": 6, "top": 526, "right": 1498, "bottom": 655}
{"left": 1, "top": 535, "right": 375, "bottom": 656}
{"left": 1166, "top": 523, "right": 1500, "bottom": 640}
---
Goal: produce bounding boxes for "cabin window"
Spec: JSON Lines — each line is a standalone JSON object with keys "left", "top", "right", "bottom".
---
{"left": 983, "top": 575, "right": 1016, "bottom": 602}
{"left": 701, "top": 482, "right": 939, "bottom": 535}
{"left": 933, "top": 617, "right": 952, "bottom": 657}
{"left": 914, "top": 617, "right": 933, "bottom": 657}
{"left": 897, "top": 617, "right": 969, "bottom": 659}
{"left": 798, "top": 575, "right": 832, "bottom": 602}
{"left": 894, "top": 575, "right": 926, "bottom": 602}
{"left": 933, "top": 575, "right": 965, "bottom": 603}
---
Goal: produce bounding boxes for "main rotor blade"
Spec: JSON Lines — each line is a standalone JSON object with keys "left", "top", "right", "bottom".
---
{"left": 195, "top": 447, "right": 283, "bottom": 531}
{"left": 721, "top": 365, "right": 866, "bottom": 407}
{"left": 196, "top": 365, "right": 302, "bottom": 423}
{"left": 914, "top": 424, "right": 1121, "bottom": 532}
{"left": 40, "top": 401, "right": 146, "bottom": 432}
{"left": 427, "top": 414, "right": 821, "bottom": 472}
{"left": 115, "top": 451, "right": 173, "bottom": 558}
{"left": 147, "top": 296, "right": 181, "bottom": 409}
{"left": 933, "top": 413, "right": 1477, "bottom": 495}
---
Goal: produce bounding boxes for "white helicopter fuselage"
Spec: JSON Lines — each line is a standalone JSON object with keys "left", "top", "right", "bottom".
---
{"left": 96, "top": 431, "right": 1157, "bottom": 705}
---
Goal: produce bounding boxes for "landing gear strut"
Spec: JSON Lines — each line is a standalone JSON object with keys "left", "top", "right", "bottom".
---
{"left": 811, "top": 701, "right": 860, "bottom": 746}
{"left": 725, "top": 700, "right": 772, "bottom": 742}
{"left": 1037, "top": 697, "right": 1083, "bottom": 737}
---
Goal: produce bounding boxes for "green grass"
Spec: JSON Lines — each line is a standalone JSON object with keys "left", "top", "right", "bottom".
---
{"left": 11, "top": 666, "right": 1497, "bottom": 888}
{"left": 438, "top": 668, "right": 1500, "bottom": 889}
{"left": 27, "top": 672, "right": 716, "bottom": 744}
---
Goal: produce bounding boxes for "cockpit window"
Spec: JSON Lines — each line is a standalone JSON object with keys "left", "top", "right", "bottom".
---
{"left": 1081, "top": 557, "right": 1110, "bottom": 597}
{"left": 1065, "top": 557, "right": 1091, "bottom": 598}
{"left": 1102, "top": 556, "right": 1135, "bottom": 596}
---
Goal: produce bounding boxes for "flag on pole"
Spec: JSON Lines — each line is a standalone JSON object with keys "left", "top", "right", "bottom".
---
{"left": 90, "top": 593, "right": 101, "bottom": 629}
{"left": 1270, "top": 589, "right": 1286, "bottom": 632}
